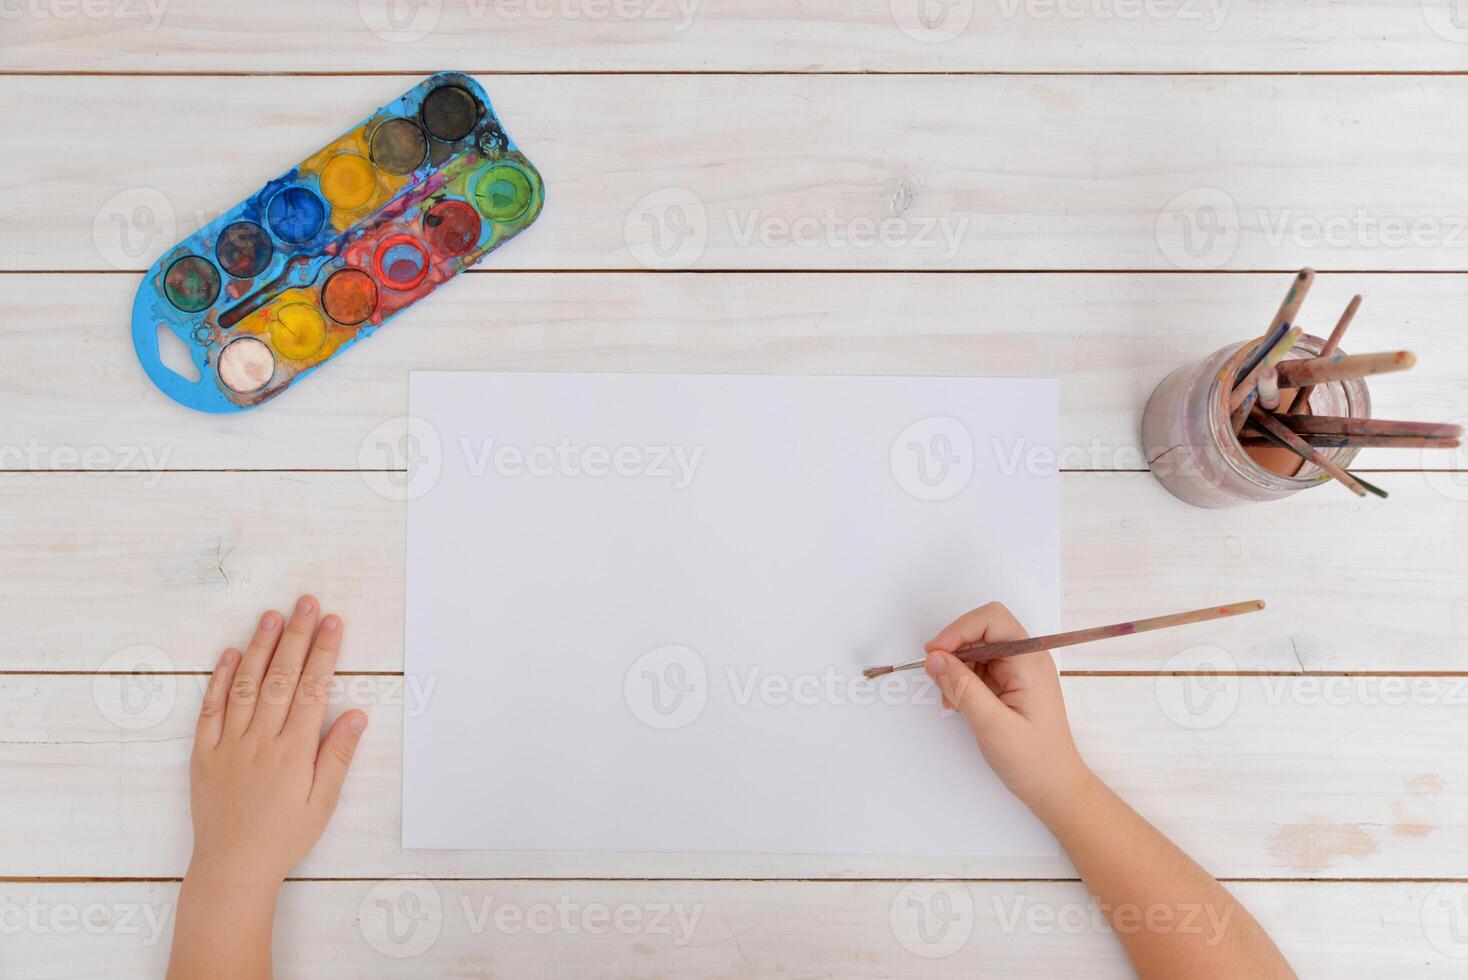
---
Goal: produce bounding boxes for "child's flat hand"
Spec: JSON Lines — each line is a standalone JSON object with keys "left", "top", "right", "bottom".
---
{"left": 923, "top": 602, "right": 1091, "bottom": 815}
{"left": 187, "top": 596, "right": 367, "bottom": 888}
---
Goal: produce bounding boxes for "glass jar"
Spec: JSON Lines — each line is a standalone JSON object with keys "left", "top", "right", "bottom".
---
{"left": 1141, "top": 334, "right": 1372, "bottom": 508}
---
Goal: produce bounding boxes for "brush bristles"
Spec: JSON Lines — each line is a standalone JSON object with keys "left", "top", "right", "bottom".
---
{"left": 862, "top": 666, "right": 894, "bottom": 679}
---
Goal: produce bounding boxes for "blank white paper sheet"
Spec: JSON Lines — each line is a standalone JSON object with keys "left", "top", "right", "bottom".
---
{"left": 403, "top": 372, "right": 1060, "bottom": 857}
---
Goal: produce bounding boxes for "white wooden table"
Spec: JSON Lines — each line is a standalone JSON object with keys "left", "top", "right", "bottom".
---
{"left": 4, "top": 4, "right": 1468, "bottom": 976}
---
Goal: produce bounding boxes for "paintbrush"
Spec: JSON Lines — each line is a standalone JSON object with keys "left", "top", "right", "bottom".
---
{"left": 1245, "top": 408, "right": 1386, "bottom": 498}
{"left": 1239, "top": 433, "right": 1459, "bottom": 450}
{"left": 1286, "top": 294, "right": 1360, "bottom": 414}
{"left": 1273, "top": 415, "right": 1463, "bottom": 439}
{"left": 1257, "top": 365, "right": 1281, "bottom": 410}
{"left": 1274, "top": 350, "right": 1416, "bottom": 389}
{"left": 861, "top": 600, "right": 1265, "bottom": 678}
{"left": 1230, "top": 326, "right": 1303, "bottom": 429}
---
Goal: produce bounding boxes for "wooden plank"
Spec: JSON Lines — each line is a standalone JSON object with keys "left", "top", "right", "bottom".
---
{"left": 0, "top": 674, "right": 1463, "bottom": 879}
{"left": 1, "top": 1, "right": 1462, "bottom": 73}
{"left": 7, "top": 75, "right": 1468, "bottom": 271}
{"left": 4, "top": 272, "right": 1465, "bottom": 472}
{"left": 3, "top": 470, "right": 1464, "bottom": 672}
{"left": 0, "top": 880, "right": 1460, "bottom": 979}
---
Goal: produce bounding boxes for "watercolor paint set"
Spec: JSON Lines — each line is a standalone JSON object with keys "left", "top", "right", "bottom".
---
{"left": 131, "top": 72, "right": 544, "bottom": 413}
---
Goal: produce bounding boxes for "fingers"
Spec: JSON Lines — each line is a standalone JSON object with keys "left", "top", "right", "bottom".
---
{"left": 310, "top": 710, "right": 368, "bottom": 811}
{"left": 251, "top": 596, "right": 320, "bottom": 735}
{"left": 195, "top": 648, "right": 241, "bottom": 750}
{"left": 226, "top": 609, "right": 284, "bottom": 736}
{"left": 284, "top": 614, "right": 344, "bottom": 739}
{"left": 925, "top": 601, "right": 1028, "bottom": 654}
{"left": 926, "top": 650, "right": 1008, "bottom": 739}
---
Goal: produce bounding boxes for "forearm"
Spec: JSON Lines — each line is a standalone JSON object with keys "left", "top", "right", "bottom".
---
{"left": 1034, "top": 771, "right": 1295, "bottom": 980}
{"left": 166, "top": 862, "right": 280, "bottom": 980}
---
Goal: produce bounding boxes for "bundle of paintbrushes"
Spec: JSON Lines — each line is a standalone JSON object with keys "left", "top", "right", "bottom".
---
{"left": 1225, "top": 269, "right": 1462, "bottom": 499}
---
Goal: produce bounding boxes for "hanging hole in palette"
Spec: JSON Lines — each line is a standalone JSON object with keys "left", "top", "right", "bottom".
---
{"left": 155, "top": 323, "right": 201, "bottom": 383}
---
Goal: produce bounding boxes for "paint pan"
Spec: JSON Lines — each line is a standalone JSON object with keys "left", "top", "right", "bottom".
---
{"left": 1141, "top": 335, "right": 1373, "bottom": 508}
{"left": 131, "top": 71, "right": 546, "bottom": 413}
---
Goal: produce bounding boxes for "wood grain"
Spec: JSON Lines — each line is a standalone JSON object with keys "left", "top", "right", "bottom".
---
{"left": 7, "top": 76, "right": 1468, "bottom": 271}
{"left": 3, "top": 273, "right": 1465, "bottom": 472}
{"left": 1, "top": 674, "right": 1462, "bottom": 879}
{"left": 3, "top": 471, "right": 1467, "bottom": 672}
{"left": 1, "top": 1, "right": 1462, "bottom": 73}
{"left": 2, "top": 879, "right": 1458, "bottom": 978}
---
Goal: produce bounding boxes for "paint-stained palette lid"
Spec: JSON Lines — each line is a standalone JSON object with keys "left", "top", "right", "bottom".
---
{"left": 131, "top": 72, "right": 544, "bottom": 414}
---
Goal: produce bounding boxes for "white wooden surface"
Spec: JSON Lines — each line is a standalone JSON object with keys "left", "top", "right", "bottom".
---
{"left": 2, "top": 6, "right": 1467, "bottom": 977}
{"left": 8, "top": 76, "right": 1468, "bottom": 271}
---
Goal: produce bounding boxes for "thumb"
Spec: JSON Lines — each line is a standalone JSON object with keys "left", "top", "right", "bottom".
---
{"left": 925, "top": 651, "right": 1008, "bottom": 739}
{"left": 311, "top": 710, "right": 367, "bottom": 808}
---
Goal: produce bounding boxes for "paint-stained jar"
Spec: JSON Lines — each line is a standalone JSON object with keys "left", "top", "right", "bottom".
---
{"left": 1141, "top": 335, "right": 1372, "bottom": 508}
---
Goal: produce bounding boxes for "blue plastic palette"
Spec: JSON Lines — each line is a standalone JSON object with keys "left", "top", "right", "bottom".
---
{"left": 131, "top": 72, "right": 544, "bottom": 413}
